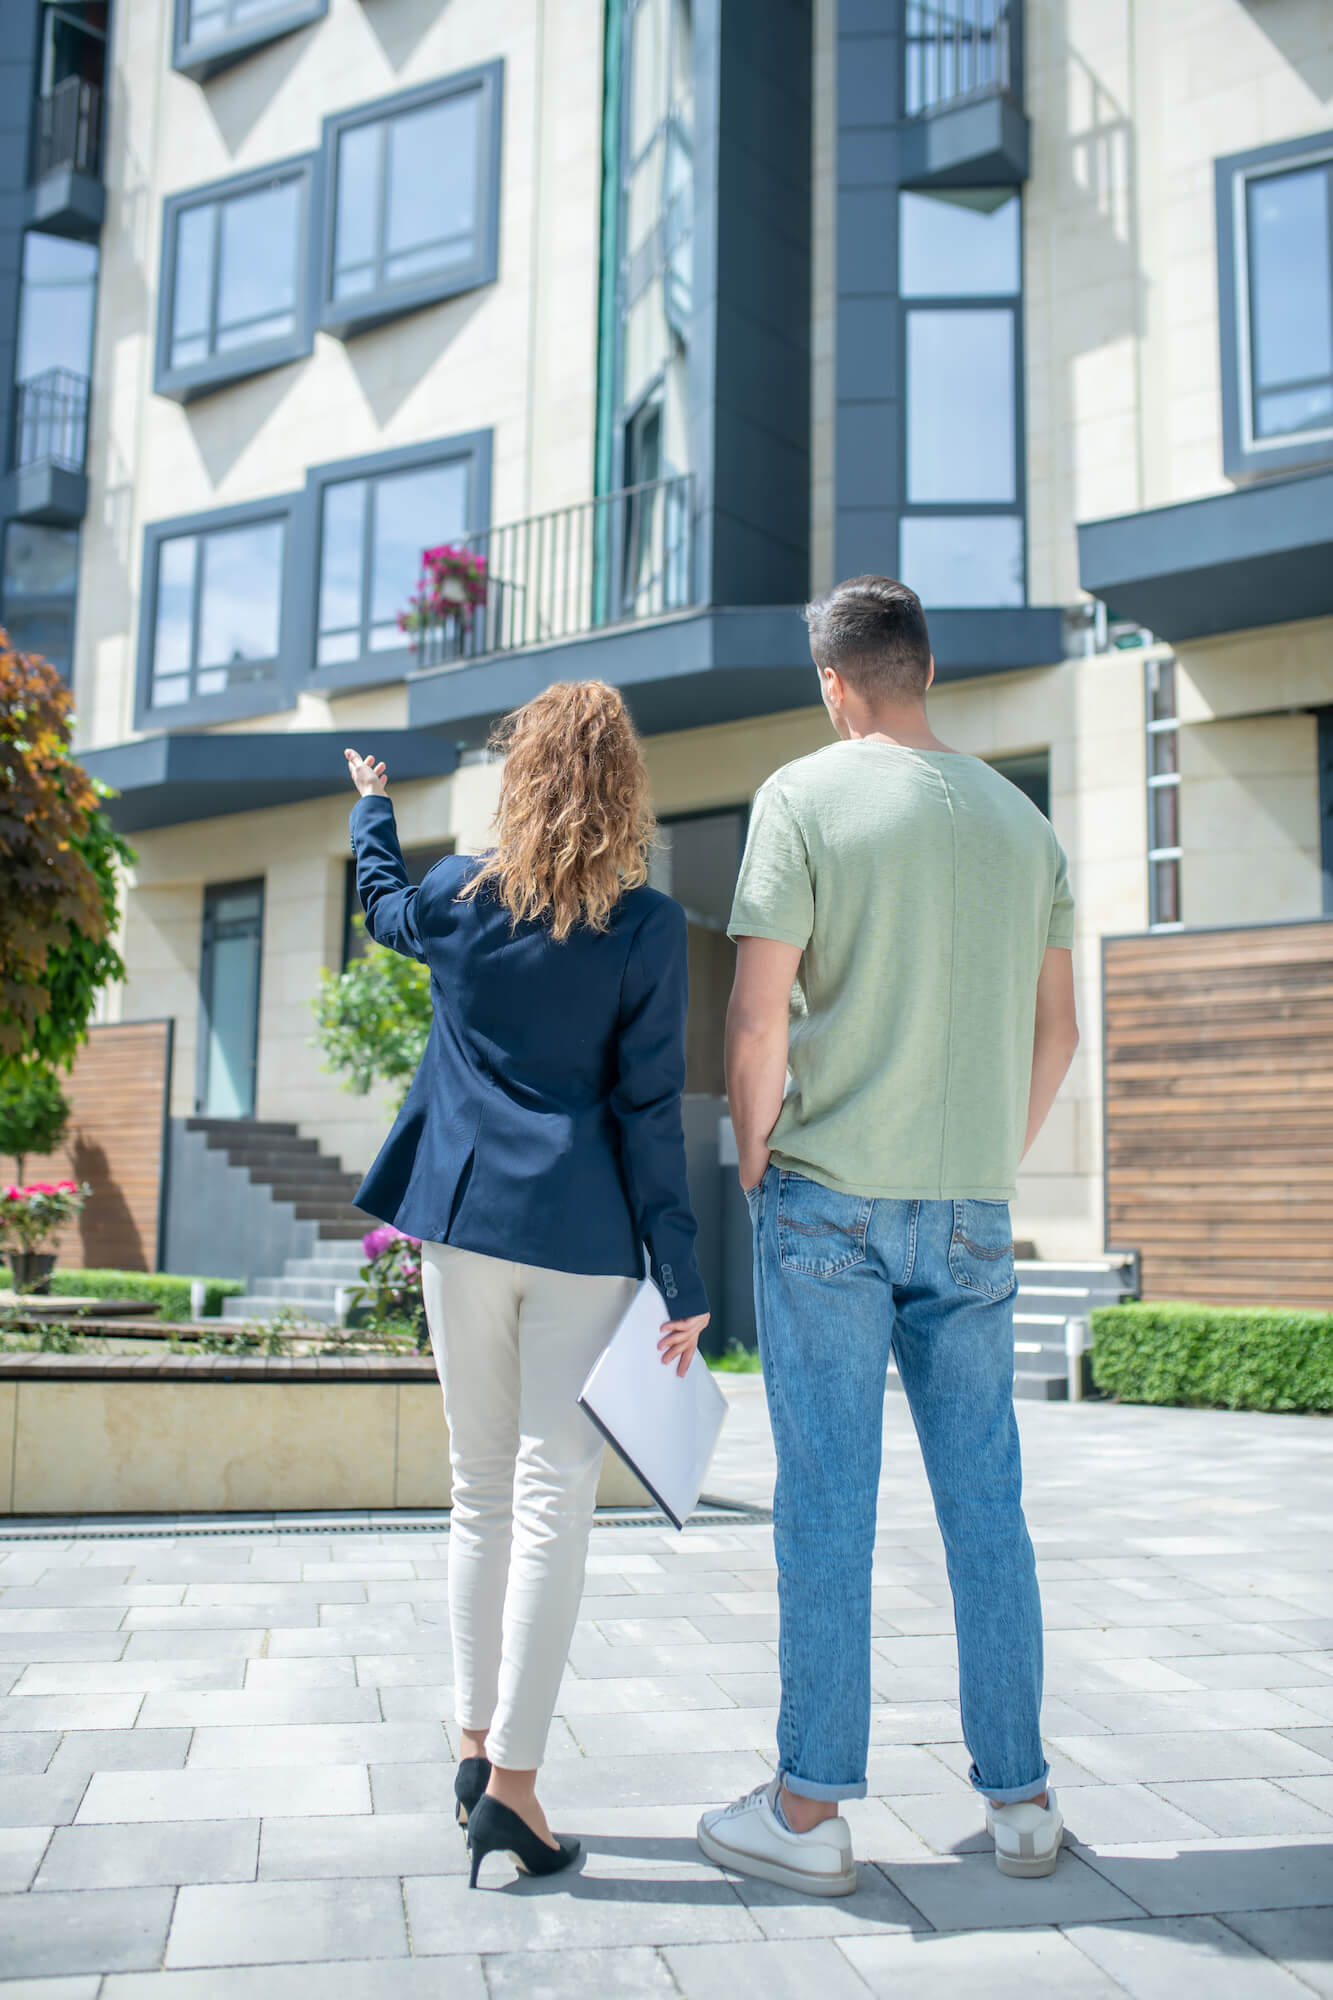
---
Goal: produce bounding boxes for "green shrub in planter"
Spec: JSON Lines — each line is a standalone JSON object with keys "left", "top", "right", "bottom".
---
{"left": 0, "top": 1267, "right": 244, "bottom": 1322}
{"left": 1090, "top": 1303, "right": 1333, "bottom": 1414}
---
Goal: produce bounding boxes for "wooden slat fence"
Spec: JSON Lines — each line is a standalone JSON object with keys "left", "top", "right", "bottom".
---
{"left": 4, "top": 1020, "right": 174, "bottom": 1273}
{"left": 1103, "top": 922, "right": 1333, "bottom": 1309}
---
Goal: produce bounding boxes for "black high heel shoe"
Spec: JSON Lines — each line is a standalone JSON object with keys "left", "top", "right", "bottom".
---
{"left": 454, "top": 1757, "right": 491, "bottom": 1837}
{"left": 466, "top": 1794, "right": 581, "bottom": 1888}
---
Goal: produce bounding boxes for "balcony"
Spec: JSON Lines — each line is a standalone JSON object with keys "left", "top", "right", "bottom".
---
{"left": 899, "top": 1, "right": 1028, "bottom": 187}
{"left": 11, "top": 367, "right": 90, "bottom": 524}
{"left": 413, "top": 475, "right": 695, "bottom": 672}
{"left": 29, "top": 76, "right": 106, "bottom": 237}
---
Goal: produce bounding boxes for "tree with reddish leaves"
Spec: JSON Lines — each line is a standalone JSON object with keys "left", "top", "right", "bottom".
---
{"left": 0, "top": 633, "right": 134, "bottom": 1088}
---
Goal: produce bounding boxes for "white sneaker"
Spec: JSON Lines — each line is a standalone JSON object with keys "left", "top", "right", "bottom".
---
{"left": 986, "top": 1788, "right": 1064, "bottom": 1877}
{"left": 697, "top": 1779, "right": 857, "bottom": 1897}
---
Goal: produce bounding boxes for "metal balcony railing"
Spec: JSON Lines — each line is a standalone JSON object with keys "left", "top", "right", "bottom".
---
{"left": 13, "top": 368, "right": 90, "bottom": 474}
{"left": 414, "top": 474, "right": 696, "bottom": 669}
{"left": 32, "top": 75, "right": 104, "bottom": 182}
{"left": 904, "top": 1, "right": 1013, "bottom": 115}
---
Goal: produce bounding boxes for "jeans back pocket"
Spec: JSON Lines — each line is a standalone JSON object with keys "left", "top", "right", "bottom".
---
{"left": 948, "top": 1199, "right": 1017, "bottom": 1300}
{"left": 776, "top": 1170, "right": 872, "bottom": 1277}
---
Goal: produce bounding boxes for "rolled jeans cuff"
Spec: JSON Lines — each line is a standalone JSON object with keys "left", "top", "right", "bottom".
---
{"left": 780, "top": 1767, "right": 868, "bottom": 1803}
{"left": 970, "top": 1760, "right": 1050, "bottom": 1804}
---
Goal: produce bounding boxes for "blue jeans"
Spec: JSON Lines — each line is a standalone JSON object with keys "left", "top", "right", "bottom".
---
{"left": 747, "top": 1166, "right": 1048, "bottom": 1806}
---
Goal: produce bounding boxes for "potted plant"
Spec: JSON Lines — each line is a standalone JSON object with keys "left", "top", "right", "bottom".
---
{"left": 1, "top": 1179, "right": 90, "bottom": 1292}
{"left": 397, "top": 544, "right": 488, "bottom": 664}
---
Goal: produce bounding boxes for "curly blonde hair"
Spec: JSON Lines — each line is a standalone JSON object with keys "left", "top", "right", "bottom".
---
{"left": 458, "top": 680, "right": 655, "bottom": 940}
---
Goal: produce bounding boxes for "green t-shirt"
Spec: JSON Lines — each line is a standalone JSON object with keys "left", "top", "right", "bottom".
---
{"left": 728, "top": 739, "right": 1075, "bottom": 1202}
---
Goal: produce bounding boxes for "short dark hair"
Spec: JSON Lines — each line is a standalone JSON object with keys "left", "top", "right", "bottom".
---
{"left": 804, "top": 575, "right": 933, "bottom": 701}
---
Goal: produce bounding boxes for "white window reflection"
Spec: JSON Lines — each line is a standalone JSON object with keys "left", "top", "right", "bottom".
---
{"left": 17, "top": 233, "right": 98, "bottom": 382}
{"left": 332, "top": 91, "right": 483, "bottom": 302}
{"left": 1246, "top": 162, "right": 1333, "bottom": 444}
{"left": 899, "top": 516, "right": 1023, "bottom": 608}
{"left": 150, "top": 519, "right": 284, "bottom": 707}
{"left": 907, "top": 309, "right": 1015, "bottom": 503}
{"left": 316, "top": 458, "right": 469, "bottom": 668}
{"left": 170, "top": 172, "right": 304, "bottom": 372}
{"left": 900, "top": 189, "right": 1019, "bottom": 298}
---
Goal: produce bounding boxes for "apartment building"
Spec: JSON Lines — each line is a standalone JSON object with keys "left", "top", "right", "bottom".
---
{"left": 2, "top": 0, "right": 1330, "bottom": 1314}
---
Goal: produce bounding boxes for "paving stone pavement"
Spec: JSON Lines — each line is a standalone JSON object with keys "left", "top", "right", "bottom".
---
{"left": 0, "top": 1382, "right": 1330, "bottom": 1995}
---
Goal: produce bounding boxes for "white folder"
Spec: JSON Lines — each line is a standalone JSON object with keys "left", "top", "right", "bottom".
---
{"left": 578, "top": 1279, "right": 728, "bottom": 1530}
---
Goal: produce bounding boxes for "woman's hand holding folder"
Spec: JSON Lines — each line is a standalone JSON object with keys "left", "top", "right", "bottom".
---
{"left": 658, "top": 1312, "right": 710, "bottom": 1378}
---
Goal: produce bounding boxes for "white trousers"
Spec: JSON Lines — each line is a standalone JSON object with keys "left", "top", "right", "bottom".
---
{"left": 420, "top": 1240, "right": 637, "bottom": 1770}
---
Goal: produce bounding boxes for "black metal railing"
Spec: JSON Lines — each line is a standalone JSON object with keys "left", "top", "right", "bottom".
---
{"left": 12, "top": 368, "right": 90, "bottom": 473}
{"left": 904, "top": 1, "right": 1012, "bottom": 115}
{"left": 32, "top": 75, "right": 103, "bottom": 182}
{"left": 414, "top": 474, "right": 695, "bottom": 669}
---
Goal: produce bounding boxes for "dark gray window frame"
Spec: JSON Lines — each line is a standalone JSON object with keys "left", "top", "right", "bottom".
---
{"left": 153, "top": 154, "right": 317, "bottom": 403}
{"left": 134, "top": 492, "right": 305, "bottom": 732}
{"left": 317, "top": 63, "right": 504, "bottom": 342}
{"left": 305, "top": 430, "right": 493, "bottom": 696}
{"left": 172, "top": 0, "right": 328, "bottom": 85}
{"left": 1216, "top": 127, "right": 1333, "bottom": 484}
{"left": 896, "top": 193, "right": 1028, "bottom": 606}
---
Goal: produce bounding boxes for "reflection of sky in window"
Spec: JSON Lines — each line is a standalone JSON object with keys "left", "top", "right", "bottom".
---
{"left": 3, "top": 522, "right": 79, "bottom": 598}
{"left": 907, "top": 309, "right": 1014, "bottom": 503}
{"left": 198, "top": 522, "right": 283, "bottom": 668}
{"left": 385, "top": 96, "right": 478, "bottom": 282}
{"left": 216, "top": 179, "right": 300, "bottom": 349}
{"left": 333, "top": 123, "right": 379, "bottom": 299}
{"left": 317, "top": 481, "right": 366, "bottom": 664}
{"left": 370, "top": 462, "right": 468, "bottom": 646}
{"left": 17, "top": 232, "right": 98, "bottom": 380}
{"left": 900, "top": 189, "right": 1019, "bottom": 297}
{"left": 1248, "top": 165, "right": 1332, "bottom": 439}
{"left": 900, "top": 516, "right": 1023, "bottom": 607}
{"left": 154, "top": 538, "right": 196, "bottom": 685}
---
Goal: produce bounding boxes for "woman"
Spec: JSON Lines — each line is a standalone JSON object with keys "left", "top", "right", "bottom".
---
{"left": 344, "top": 679, "right": 709, "bottom": 1888}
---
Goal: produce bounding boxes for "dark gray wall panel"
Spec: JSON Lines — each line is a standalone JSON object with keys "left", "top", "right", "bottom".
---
{"left": 0, "top": 21, "right": 41, "bottom": 625}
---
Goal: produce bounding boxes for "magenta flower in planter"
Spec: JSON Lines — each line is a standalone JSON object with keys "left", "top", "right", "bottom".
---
{"left": 397, "top": 543, "right": 489, "bottom": 652}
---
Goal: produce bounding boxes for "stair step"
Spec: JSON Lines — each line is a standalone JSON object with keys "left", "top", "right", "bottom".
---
{"left": 316, "top": 1220, "right": 374, "bottom": 1241}
{"left": 223, "top": 1296, "right": 340, "bottom": 1326}
{"left": 187, "top": 1117, "right": 303, "bottom": 1139}
{"left": 284, "top": 1255, "right": 368, "bottom": 1279}
{"left": 250, "top": 1277, "right": 358, "bottom": 1304}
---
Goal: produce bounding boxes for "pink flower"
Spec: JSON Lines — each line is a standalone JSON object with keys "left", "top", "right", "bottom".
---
{"left": 56, "top": 1180, "right": 77, "bottom": 1191}
{"left": 362, "top": 1224, "right": 404, "bottom": 1260}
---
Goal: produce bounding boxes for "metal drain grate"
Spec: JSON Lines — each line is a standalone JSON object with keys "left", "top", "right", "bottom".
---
{"left": 0, "top": 1499, "right": 772, "bottom": 1542}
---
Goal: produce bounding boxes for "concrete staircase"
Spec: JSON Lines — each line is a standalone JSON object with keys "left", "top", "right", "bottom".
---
{"left": 1010, "top": 1252, "right": 1140, "bottom": 1400}
{"left": 222, "top": 1241, "right": 368, "bottom": 1327}
{"left": 179, "top": 1118, "right": 372, "bottom": 1326}
{"left": 884, "top": 1251, "right": 1141, "bottom": 1402}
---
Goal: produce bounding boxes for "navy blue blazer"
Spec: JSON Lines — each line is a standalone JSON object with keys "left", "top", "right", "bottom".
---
{"left": 348, "top": 794, "right": 707, "bottom": 1317}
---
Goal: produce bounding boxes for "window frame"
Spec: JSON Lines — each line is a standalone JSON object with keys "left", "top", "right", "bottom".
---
{"left": 304, "top": 431, "right": 493, "bottom": 696}
{"left": 1216, "top": 129, "right": 1333, "bottom": 483}
{"left": 896, "top": 186, "right": 1028, "bottom": 608}
{"left": 172, "top": 0, "right": 328, "bottom": 85}
{"left": 134, "top": 493, "right": 303, "bottom": 732}
{"left": 317, "top": 64, "right": 504, "bottom": 342}
{"left": 154, "top": 154, "right": 317, "bottom": 403}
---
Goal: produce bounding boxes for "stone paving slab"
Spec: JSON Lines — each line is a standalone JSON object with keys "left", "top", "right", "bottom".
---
{"left": 0, "top": 1388, "right": 1330, "bottom": 1993}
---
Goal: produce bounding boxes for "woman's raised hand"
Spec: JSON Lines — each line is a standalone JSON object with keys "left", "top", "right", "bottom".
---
{"left": 657, "top": 1312, "right": 710, "bottom": 1379}
{"left": 345, "top": 747, "right": 389, "bottom": 797}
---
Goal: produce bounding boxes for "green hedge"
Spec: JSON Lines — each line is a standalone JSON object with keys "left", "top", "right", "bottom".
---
{"left": 1090, "top": 1303, "right": 1333, "bottom": 1413}
{"left": 0, "top": 1268, "right": 244, "bottom": 1322}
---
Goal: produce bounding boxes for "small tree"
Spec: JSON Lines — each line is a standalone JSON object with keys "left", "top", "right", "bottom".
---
{"left": 0, "top": 1067, "right": 70, "bottom": 1184}
{"left": 311, "top": 921, "right": 431, "bottom": 1107}
{"left": 0, "top": 636, "right": 135, "bottom": 1084}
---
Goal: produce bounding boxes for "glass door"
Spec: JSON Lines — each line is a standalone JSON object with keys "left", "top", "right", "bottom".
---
{"left": 198, "top": 879, "right": 264, "bottom": 1118}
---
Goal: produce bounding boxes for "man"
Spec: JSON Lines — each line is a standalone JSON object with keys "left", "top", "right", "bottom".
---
{"left": 696, "top": 576, "right": 1079, "bottom": 1898}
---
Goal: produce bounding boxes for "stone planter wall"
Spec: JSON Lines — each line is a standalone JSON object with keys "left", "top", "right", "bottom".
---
{"left": 0, "top": 1353, "right": 649, "bottom": 1515}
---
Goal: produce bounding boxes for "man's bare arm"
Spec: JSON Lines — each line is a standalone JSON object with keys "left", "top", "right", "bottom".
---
{"left": 725, "top": 936, "right": 803, "bottom": 1191}
{"left": 1023, "top": 945, "right": 1079, "bottom": 1158}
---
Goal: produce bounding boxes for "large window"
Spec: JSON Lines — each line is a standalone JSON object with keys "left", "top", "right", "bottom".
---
{"left": 13, "top": 232, "right": 98, "bottom": 473}
{"left": 899, "top": 187, "right": 1024, "bottom": 607}
{"left": 2, "top": 523, "right": 80, "bottom": 681}
{"left": 173, "top": 0, "right": 328, "bottom": 83}
{"left": 1146, "top": 658, "right": 1182, "bottom": 929}
{"left": 145, "top": 512, "right": 286, "bottom": 714}
{"left": 1217, "top": 132, "right": 1333, "bottom": 481}
{"left": 313, "top": 446, "right": 479, "bottom": 676}
{"left": 156, "top": 160, "right": 313, "bottom": 399}
{"left": 904, "top": 1, "right": 1013, "bottom": 116}
{"left": 319, "top": 67, "right": 503, "bottom": 339}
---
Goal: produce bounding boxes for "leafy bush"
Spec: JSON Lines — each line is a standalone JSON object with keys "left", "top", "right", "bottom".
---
{"left": 709, "top": 1340, "right": 763, "bottom": 1374}
{"left": 0, "top": 1068, "right": 70, "bottom": 1181}
{"left": 311, "top": 922, "right": 431, "bottom": 1107}
{"left": 1090, "top": 1303, "right": 1333, "bottom": 1414}
{"left": 0, "top": 1267, "right": 244, "bottom": 1321}
{"left": 351, "top": 1225, "right": 427, "bottom": 1350}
